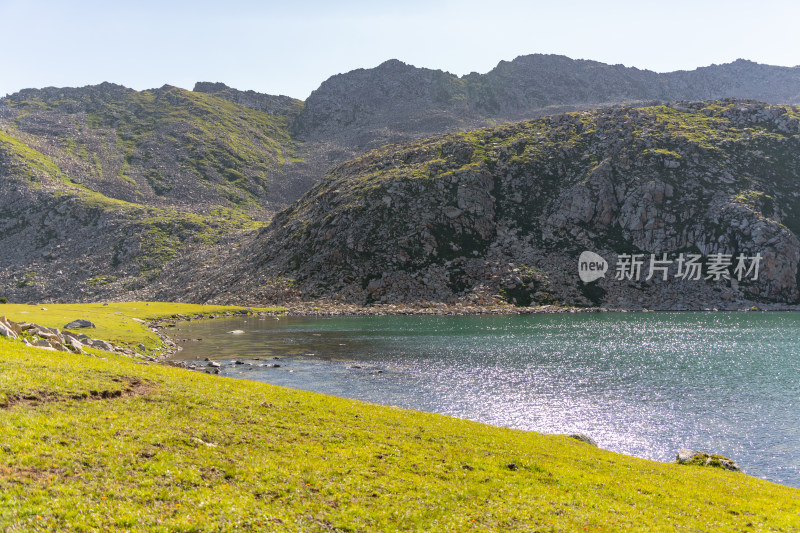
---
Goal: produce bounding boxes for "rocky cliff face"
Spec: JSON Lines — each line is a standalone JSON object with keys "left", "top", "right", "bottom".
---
{"left": 233, "top": 100, "right": 800, "bottom": 310}
{"left": 294, "top": 55, "right": 800, "bottom": 150}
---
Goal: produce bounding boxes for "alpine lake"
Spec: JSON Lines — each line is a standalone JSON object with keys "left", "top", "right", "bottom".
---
{"left": 169, "top": 311, "right": 800, "bottom": 488}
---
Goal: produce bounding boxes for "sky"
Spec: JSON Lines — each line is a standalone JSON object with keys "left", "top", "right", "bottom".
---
{"left": 2, "top": 0, "right": 799, "bottom": 99}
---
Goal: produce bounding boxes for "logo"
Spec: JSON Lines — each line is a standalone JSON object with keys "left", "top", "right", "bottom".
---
{"left": 576, "top": 251, "right": 762, "bottom": 283}
{"left": 578, "top": 251, "right": 608, "bottom": 283}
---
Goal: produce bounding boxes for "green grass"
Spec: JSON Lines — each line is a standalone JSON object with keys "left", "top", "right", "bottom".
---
{"left": 0, "top": 128, "right": 70, "bottom": 186}
{"left": 0, "top": 302, "right": 284, "bottom": 352}
{"left": 0, "top": 304, "right": 798, "bottom": 531}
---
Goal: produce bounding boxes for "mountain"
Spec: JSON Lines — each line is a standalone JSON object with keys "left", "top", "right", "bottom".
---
{"left": 1, "top": 83, "right": 304, "bottom": 214}
{"left": 3, "top": 54, "right": 800, "bottom": 306}
{"left": 294, "top": 55, "right": 800, "bottom": 149}
{"left": 213, "top": 100, "right": 800, "bottom": 310}
{"left": 0, "top": 84, "right": 303, "bottom": 302}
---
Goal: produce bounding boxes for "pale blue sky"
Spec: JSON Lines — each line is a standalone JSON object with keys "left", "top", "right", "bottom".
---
{"left": 2, "top": 0, "right": 798, "bottom": 99}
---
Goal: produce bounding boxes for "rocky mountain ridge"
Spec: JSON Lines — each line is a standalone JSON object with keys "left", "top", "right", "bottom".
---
{"left": 294, "top": 55, "right": 800, "bottom": 149}
{"left": 1, "top": 83, "right": 304, "bottom": 213}
{"left": 3, "top": 54, "right": 800, "bottom": 306}
{"left": 207, "top": 100, "right": 800, "bottom": 310}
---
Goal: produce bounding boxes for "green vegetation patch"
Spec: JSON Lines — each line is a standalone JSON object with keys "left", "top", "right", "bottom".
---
{"left": 0, "top": 129, "right": 70, "bottom": 186}
{"left": 0, "top": 340, "right": 148, "bottom": 408}
{"left": 735, "top": 190, "right": 775, "bottom": 217}
{"left": 87, "top": 276, "right": 118, "bottom": 287}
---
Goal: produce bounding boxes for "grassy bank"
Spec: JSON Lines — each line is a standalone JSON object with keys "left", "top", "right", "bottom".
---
{"left": 1, "top": 304, "right": 799, "bottom": 531}
{"left": 0, "top": 302, "right": 284, "bottom": 354}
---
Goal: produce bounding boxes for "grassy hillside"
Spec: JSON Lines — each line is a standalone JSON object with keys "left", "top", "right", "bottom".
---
{"left": 1, "top": 303, "right": 799, "bottom": 531}
{"left": 2, "top": 83, "right": 302, "bottom": 212}
{"left": 0, "top": 86, "right": 294, "bottom": 303}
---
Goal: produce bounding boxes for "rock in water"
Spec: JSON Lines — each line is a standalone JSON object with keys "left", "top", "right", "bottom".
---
{"left": 675, "top": 449, "right": 741, "bottom": 471}
{"left": 64, "top": 319, "right": 96, "bottom": 329}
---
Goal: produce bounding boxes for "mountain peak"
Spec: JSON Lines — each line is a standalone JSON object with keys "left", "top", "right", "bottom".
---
{"left": 190, "top": 82, "right": 302, "bottom": 115}
{"left": 376, "top": 58, "right": 409, "bottom": 69}
{"left": 193, "top": 81, "right": 231, "bottom": 93}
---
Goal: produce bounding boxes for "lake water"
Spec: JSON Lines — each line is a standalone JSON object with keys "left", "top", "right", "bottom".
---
{"left": 170, "top": 312, "right": 800, "bottom": 488}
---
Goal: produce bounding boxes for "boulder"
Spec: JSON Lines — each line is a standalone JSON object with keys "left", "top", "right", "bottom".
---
{"left": 568, "top": 433, "right": 598, "bottom": 447}
{"left": 64, "top": 319, "right": 96, "bottom": 329}
{"left": 675, "top": 449, "right": 741, "bottom": 471}
{"left": 64, "top": 337, "right": 85, "bottom": 354}
{"left": 0, "top": 316, "right": 21, "bottom": 335}
{"left": 0, "top": 318, "right": 18, "bottom": 340}
{"left": 0, "top": 323, "right": 17, "bottom": 339}
{"left": 88, "top": 339, "right": 115, "bottom": 352}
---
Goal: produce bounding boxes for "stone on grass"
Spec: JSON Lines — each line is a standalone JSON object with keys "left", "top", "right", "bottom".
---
{"left": 0, "top": 322, "right": 18, "bottom": 340}
{"left": 676, "top": 449, "right": 741, "bottom": 471}
{"left": 568, "top": 433, "right": 598, "bottom": 447}
{"left": 64, "top": 319, "right": 96, "bottom": 329}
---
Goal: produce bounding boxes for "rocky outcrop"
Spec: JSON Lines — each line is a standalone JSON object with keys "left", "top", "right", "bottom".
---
{"left": 1, "top": 316, "right": 86, "bottom": 353}
{"left": 193, "top": 82, "right": 302, "bottom": 116}
{"left": 227, "top": 100, "right": 800, "bottom": 310}
{"left": 676, "top": 449, "right": 741, "bottom": 472}
{"left": 0, "top": 315, "right": 153, "bottom": 358}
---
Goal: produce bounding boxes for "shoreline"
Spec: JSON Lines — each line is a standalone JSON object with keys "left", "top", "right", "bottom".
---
{"left": 150, "top": 300, "right": 800, "bottom": 361}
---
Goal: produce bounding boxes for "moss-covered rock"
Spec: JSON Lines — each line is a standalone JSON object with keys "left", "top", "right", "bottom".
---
{"left": 676, "top": 449, "right": 741, "bottom": 472}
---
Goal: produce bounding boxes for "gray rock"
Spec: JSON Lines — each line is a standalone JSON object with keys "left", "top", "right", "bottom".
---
{"left": 89, "top": 339, "right": 115, "bottom": 352}
{"left": 568, "top": 433, "right": 598, "bottom": 447}
{"left": 0, "top": 322, "right": 18, "bottom": 339}
{"left": 0, "top": 317, "right": 21, "bottom": 335}
{"left": 32, "top": 338, "right": 53, "bottom": 349}
{"left": 64, "top": 320, "right": 96, "bottom": 329}
{"left": 675, "top": 448, "right": 741, "bottom": 471}
{"left": 65, "top": 337, "right": 85, "bottom": 354}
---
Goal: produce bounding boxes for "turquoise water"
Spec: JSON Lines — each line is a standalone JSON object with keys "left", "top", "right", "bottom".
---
{"left": 171, "top": 312, "right": 800, "bottom": 488}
